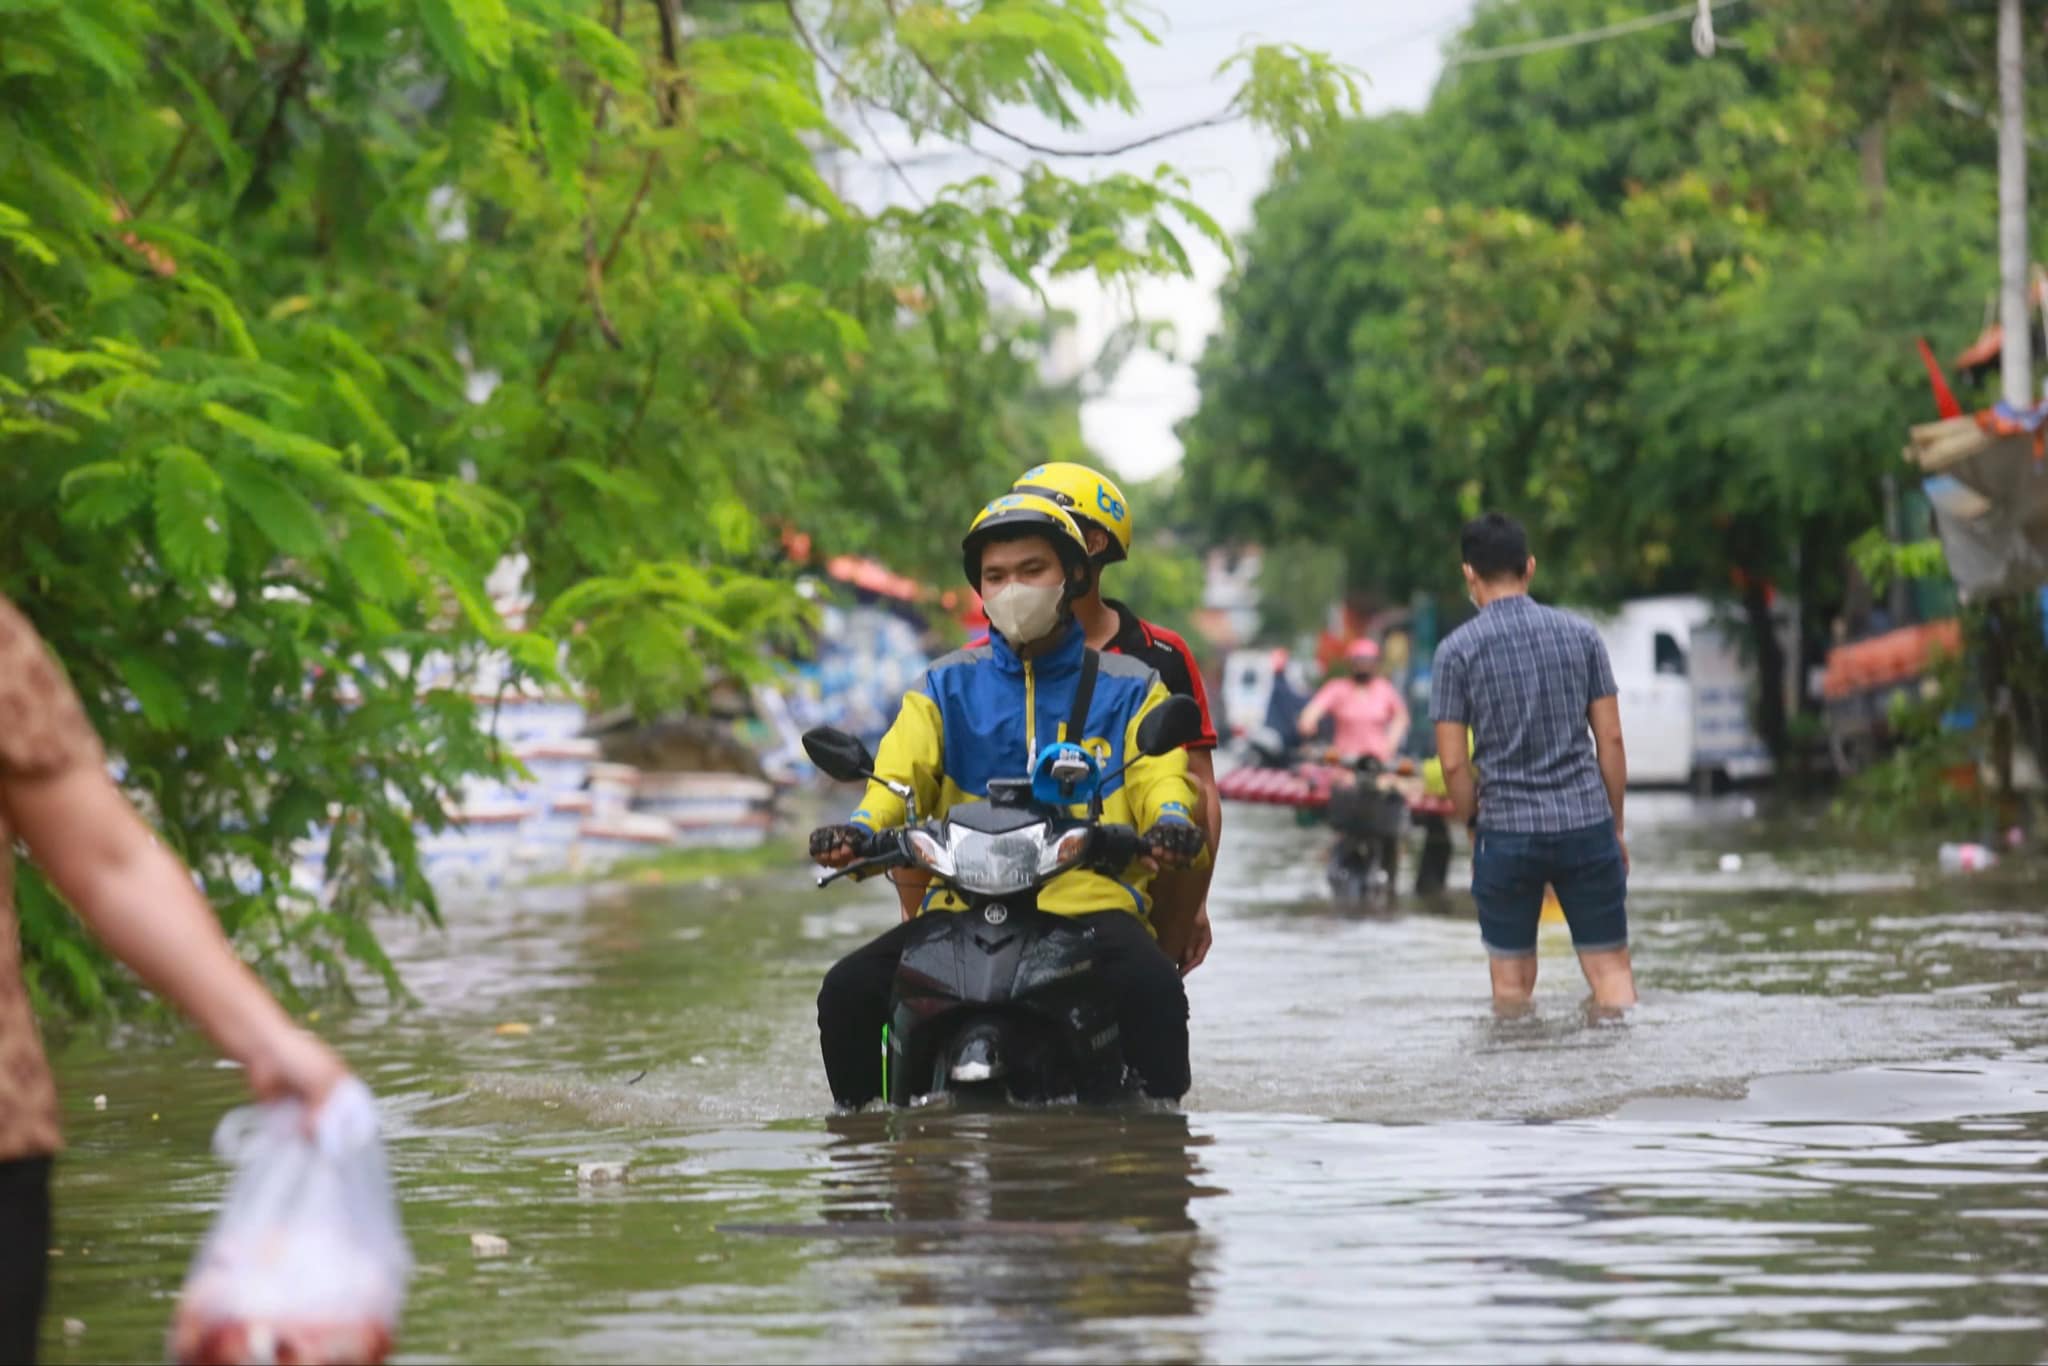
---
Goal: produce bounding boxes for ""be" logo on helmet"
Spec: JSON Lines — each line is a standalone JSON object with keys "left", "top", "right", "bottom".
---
{"left": 1095, "top": 485, "right": 1126, "bottom": 524}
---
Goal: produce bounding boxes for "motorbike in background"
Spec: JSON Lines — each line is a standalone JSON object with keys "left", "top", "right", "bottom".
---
{"left": 1319, "top": 755, "right": 1410, "bottom": 903}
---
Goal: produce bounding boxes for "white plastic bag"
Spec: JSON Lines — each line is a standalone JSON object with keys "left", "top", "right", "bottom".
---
{"left": 170, "top": 1078, "right": 412, "bottom": 1366}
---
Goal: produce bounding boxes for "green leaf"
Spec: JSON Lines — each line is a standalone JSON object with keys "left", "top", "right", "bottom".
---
{"left": 152, "top": 445, "right": 230, "bottom": 583}
{"left": 59, "top": 460, "right": 149, "bottom": 527}
{"left": 25, "top": 347, "right": 136, "bottom": 383}
{"left": 55, "top": 3, "right": 143, "bottom": 84}
{"left": 177, "top": 274, "right": 259, "bottom": 360}
{"left": 219, "top": 458, "right": 329, "bottom": 558}
{"left": 116, "top": 650, "right": 191, "bottom": 729}
{"left": 328, "top": 369, "right": 407, "bottom": 466}
{"left": 0, "top": 201, "right": 56, "bottom": 266}
{"left": 202, "top": 402, "right": 346, "bottom": 467}
{"left": 163, "top": 57, "right": 252, "bottom": 191}
{"left": 417, "top": 0, "right": 511, "bottom": 79}
{"left": 340, "top": 515, "right": 412, "bottom": 602}
{"left": 189, "top": 0, "right": 254, "bottom": 58}
{"left": 532, "top": 83, "right": 588, "bottom": 207}
{"left": 564, "top": 16, "right": 641, "bottom": 85}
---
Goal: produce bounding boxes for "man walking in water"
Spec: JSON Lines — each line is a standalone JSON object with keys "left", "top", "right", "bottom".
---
{"left": 1429, "top": 513, "right": 1637, "bottom": 1012}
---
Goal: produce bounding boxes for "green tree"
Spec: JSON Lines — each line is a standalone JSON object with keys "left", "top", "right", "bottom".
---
{"left": 2, "top": 0, "right": 1359, "bottom": 1010}
{"left": 1182, "top": 0, "right": 2039, "bottom": 759}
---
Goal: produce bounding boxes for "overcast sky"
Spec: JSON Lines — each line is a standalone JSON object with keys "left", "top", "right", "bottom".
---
{"left": 822, "top": 0, "right": 1482, "bottom": 484}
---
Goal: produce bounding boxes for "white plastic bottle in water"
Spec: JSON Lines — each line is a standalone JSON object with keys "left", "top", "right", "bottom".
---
{"left": 1938, "top": 842, "right": 1999, "bottom": 873}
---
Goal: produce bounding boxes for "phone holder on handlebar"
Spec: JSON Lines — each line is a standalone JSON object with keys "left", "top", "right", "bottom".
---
{"left": 1030, "top": 742, "right": 1101, "bottom": 808}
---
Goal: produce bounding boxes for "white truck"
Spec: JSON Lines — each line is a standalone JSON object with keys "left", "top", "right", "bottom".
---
{"left": 1577, "top": 595, "right": 1797, "bottom": 789}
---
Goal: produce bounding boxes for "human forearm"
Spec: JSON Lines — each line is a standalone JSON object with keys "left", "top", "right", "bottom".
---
{"left": 1188, "top": 749, "right": 1222, "bottom": 854}
{"left": 1148, "top": 865, "right": 1210, "bottom": 975}
{"left": 1434, "top": 721, "right": 1477, "bottom": 825}
{"left": 1598, "top": 741, "right": 1627, "bottom": 834}
{"left": 92, "top": 843, "right": 297, "bottom": 1055}
{"left": 8, "top": 769, "right": 300, "bottom": 1063}
{"left": 1588, "top": 696, "right": 1626, "bottom": 833}
{"left": 1445, "top": 760, "right": 1478, "bottom": 826}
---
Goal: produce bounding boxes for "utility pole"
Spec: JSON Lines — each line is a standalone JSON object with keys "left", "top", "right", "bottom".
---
{"left": 1997, "top": 0, "right": 2031, "bottom": 408}
{"left": 1991, "top": 0, "right": 2030, "bottom": 807}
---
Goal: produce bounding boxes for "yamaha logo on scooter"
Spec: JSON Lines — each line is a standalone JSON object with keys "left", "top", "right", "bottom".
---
{"left": 983, "top": 903, "right": 1009, "bottom": 925}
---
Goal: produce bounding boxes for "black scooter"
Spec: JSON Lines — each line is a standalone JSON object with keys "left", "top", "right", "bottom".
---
{"left": 805, "top": 695, "right": 1204, "bottom": 1106}
{"left": 1321, "top": 755, "right": 1408, "bottom": 903}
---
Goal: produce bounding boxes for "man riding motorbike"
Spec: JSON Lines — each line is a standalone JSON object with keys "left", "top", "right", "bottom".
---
{"left": 885, "top": 462, "right": 1223, "bottom": 972}
{"left": 810, "top": 493, "right": 1209, "bottom": 1107}
{"left": 1298, "top": 638, "right": 1410, "bottom": 765}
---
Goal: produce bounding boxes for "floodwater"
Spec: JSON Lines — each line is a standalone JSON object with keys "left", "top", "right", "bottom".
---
{"left": 42, "top": 793, "right": 2048, "bottom": 1364}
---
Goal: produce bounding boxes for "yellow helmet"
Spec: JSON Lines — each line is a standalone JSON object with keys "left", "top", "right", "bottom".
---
{"left": 961, "top": 492, "right": 1093, "bottom": 592}
{"left": 1012, "top": 461, "right": 1132, "bottom": 564}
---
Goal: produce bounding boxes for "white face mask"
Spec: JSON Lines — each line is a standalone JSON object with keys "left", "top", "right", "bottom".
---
{"left": 983, "top": 581, "right": 1065, "bottom": 645}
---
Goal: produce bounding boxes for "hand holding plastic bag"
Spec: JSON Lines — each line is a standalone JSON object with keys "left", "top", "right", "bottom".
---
{"left": 171, "top": 1078, "right": 412, "bottom": 1366}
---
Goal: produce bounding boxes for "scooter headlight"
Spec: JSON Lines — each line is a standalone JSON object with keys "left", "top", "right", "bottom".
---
{"left": 1038, "top": 829, "right": 1090, "bottom": 877}
{"left": 945, "top": 826, "right": 1050, "bottom": 895}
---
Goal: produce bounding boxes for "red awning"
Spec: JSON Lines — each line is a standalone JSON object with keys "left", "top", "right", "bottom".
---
{"left": 823, "top": 554, "right": 925, "bottom": 603}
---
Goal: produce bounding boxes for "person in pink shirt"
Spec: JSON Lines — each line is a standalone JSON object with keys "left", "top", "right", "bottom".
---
{"left": 1298, "top": 638, "right": 1411, "bottom": 764}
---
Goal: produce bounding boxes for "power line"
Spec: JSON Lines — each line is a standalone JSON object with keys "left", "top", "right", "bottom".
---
{"left": 1137, "top": 12, "right": 1469, "bottom": 96}
{"left": 1445, "top": 0, "right": 1742, "bottom": 65}
{"left": 1168, "top": 0, "right": 1389, "bottom": 40}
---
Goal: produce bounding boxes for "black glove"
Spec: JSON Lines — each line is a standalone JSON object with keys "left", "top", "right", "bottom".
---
{"left": 809, "top": 823, "right": 874, "bottom": 866}
{"left": 1144, "top": 819, "right": 1206, "bottom": 868}
{"left": 1088, "top": 824, "right": 1145, "bottom": 873}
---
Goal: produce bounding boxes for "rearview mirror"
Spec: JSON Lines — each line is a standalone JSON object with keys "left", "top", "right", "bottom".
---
{"left": 1134, "top": 695, "right": 1203, "bottom": 758}
{"left": 803, "top": 727, "right": 875, "bottom": 784}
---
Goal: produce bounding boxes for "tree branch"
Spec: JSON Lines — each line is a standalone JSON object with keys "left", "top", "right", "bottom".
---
{"left": 133, "top": 125, "right": 200, "bottom": 220}
{"left": 234, "top": 41, "right": 313, "bottom": 214}
{"left": 650, "top": 0, "right": 682, "bottom": 126}
{"left": 584, "top": 219, "right": 624, "bottom": 350}
{"left": 875, "top": 0, "right": 1244, "bottom": 158}
{"left": 0, "top": 259, "right": 64, "bottom": 340}
{"left": 133, "top": 1, "right": 265, "bottom": 217}
{"left": 783, "top": 0, "right": 929, "bottom": 205}
{"left": 618, "top": 340, "right": 664, "bottom": 452}
{"left": 535, "top": 149, "right": 659, "bottom": 392}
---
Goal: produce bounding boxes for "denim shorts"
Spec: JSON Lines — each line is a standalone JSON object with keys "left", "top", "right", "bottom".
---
{"left": 1471, "top": 821, "right": 1628, "bottom": 957}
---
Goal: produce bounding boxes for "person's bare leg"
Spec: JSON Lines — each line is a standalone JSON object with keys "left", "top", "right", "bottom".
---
{"left": 1489, "top": 953, "right": 1539, "bottom": 1015}
{"left": 1576, "top": 945, "right": 1636, "bottom": 1011}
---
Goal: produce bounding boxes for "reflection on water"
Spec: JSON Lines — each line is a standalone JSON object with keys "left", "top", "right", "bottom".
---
{"left": 41, "top": 795, "right": 2048, "bottom": 1364}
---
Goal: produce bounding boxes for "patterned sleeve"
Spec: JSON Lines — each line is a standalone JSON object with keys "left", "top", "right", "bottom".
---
{"left": 0, "top": 597, "right": 105, "bottom": 780}
{"left": 1429, "top": 640, "right": 1470, "bottom": 725}
{"left": 1585, "top": 626, "right": 1619, "bottom": 703}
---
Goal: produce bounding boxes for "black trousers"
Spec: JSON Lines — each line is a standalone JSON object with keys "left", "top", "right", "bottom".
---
{"left": 0, "top": 1156, "right": 52, "bottom": 1365}
{"left": 817, "top": 911, "right": 1191, "bottom": 1106}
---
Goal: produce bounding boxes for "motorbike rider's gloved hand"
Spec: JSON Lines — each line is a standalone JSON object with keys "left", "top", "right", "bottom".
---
{"left": 809, "top": 823, "right": 875, "bottom": 869}
{"left": 1143, "top": 817, "right": 1206, "bottom": 870}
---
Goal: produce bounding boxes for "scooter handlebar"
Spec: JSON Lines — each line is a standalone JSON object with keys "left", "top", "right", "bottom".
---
{"left": 1087, "top": 823, "right": 1146, "bottom": 873}
{"left": 813, "top": 831, "right": 911, "bottom": 886}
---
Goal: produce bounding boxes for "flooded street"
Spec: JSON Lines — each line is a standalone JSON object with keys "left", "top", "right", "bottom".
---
{"left": 41, "top": 794, "right": 2048, "bottom": 1364}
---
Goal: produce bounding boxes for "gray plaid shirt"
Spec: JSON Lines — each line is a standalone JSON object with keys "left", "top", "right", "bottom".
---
{"left": 1429, "top": 594, "right": 1618, "bottom": 834}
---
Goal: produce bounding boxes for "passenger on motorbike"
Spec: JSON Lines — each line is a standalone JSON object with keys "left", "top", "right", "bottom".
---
{"left": 1298, "top": 638, "right": 1410, "bottom": 766}
{"left": 809, "top": 494, "right": 1208, "bottom": 1107}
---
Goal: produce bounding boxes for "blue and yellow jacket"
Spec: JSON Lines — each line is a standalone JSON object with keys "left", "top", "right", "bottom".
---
{"left": 847, "top": 621, "right": 1200, "bottom": 923}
